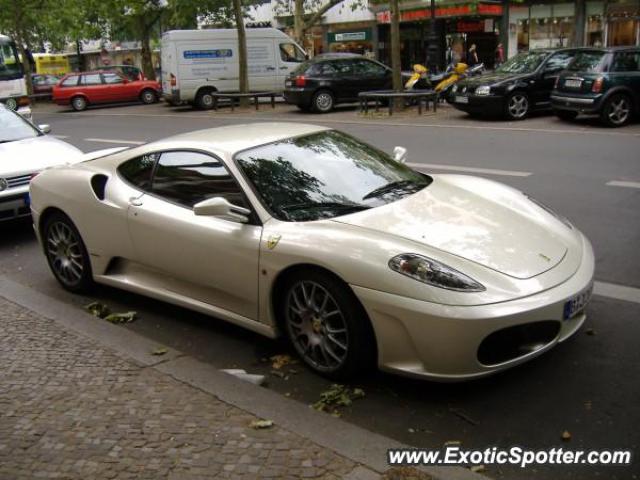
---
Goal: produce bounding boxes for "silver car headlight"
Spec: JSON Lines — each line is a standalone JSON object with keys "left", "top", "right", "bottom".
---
{"left": 526, "top": 195, "right": 573, "bottom": 229}
{"left": 389, "top": 254, "right": 485, "bottom": 292}
{"left": 475, "top": 85, "right": 491, "bottom": 96}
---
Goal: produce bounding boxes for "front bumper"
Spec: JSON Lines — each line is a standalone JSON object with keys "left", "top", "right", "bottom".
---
{"left": 449, "top": 93, "right": 504, "bottom": 116}
{"left": 0, "top": 186, "right": 31, "bottom": 222}
{"left": 353, "top": 232, "right": 595, "bottom": 381}
{"left": 551, "top": 93, "right": 603, "bottom": 114}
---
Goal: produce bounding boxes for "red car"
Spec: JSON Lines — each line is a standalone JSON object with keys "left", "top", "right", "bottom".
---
{"left": 53, "top": 70, "right": 161, "bottom": 111}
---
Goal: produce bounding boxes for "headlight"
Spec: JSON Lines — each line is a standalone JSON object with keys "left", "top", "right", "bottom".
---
{"left": 389, "top": 254, "right": 485, "bottom": 292}
{"left": 526, "top": 195, "right": 573, "bottom": 229}
{"left": 475, "top": 85, "right": 491, "bottom": 96}
{"left": 451, "top": 84, "right": 458, "bottom": 93}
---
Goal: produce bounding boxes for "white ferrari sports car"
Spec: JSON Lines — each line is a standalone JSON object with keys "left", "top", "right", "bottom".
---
{"left": 30, "top": 123, "right": 594, "bottom": 381}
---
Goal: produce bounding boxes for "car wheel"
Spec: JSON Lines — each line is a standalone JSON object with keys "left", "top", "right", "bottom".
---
{"left": 600, "top": 94, "right": 633, "bottom": 127}
{"left": 43, "top": 212, "right": 93, "bottom": 293}
{"left": 280, "top": 270, "right": 375, "bottom": 380}
{"left": 312, "top": 90, "right": 334, "bottom": 113}
{"left": 71, "top": 96, "right": 87, "bottom": 111}
{"left": 555, "top": 110, "right": 578, "bottom": 121}
{"left": 505, "top": 92, "right": 529, "bottom": 120}
{"left": 195, "top": 89, "right": 216, "bottom": 110}
{"left": 140, "top": 89, "right": 157, "bottom": 104}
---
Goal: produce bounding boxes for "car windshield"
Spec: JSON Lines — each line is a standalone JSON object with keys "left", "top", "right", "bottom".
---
{"left": 496, "top": 52, "right": 548, "bottom": 74}
{"left": 235, "top": 130, "right": 431, "bottom": 222}
{"left": 0, "top": 39, "right": 23, "bottom": 81}
{"left": 0, "top": 106, "right": 39, "bottom": 143}
{"left": 567, "top": 51, "right": 609, "bottom": 72}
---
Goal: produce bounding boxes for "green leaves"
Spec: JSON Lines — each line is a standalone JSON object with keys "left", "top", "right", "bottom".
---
{"left": 85, "top": 301, "right": 137, "bottom": 324}
{"left": 312, "top": 384, "right": 366, "bottom": 414}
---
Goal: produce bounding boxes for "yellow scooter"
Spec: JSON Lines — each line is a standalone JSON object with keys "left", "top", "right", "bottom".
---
{"left": 434, "top": 62, "right": 469, "bottom": 94}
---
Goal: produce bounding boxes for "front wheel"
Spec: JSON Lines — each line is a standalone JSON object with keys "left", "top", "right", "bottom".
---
{"left": 140, "top": 89, "right": 157, "bottom": 104}
{"left": 280, "top": 270, "right": 375, "bottom": 379}
{"left": 43, "top": 212, "right": 94, "bottom": 293}
{"left": 312, "top": 90, "right": 335, "bottom": 113}
{"left": 600, "top": 94, "right": 633, "bottom": 127}
{"left": 71, "top": 96, "right": 88, "bottom": 111}
{"left": 195, "top": 89, "right": 216, "bottom": 110}
{"left": 505, "top": 92, "right": 529, "bottom": 120}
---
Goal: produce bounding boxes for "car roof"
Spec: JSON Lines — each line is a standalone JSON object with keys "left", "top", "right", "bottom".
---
{"left": 151, "top": 123, "right": 331, "bottom": 155}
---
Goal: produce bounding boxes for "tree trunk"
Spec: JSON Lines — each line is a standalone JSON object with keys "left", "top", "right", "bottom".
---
{"left": 294, "top": 0, "right": 305, "bottom": 47}
{"left": 233, "top": 0, "right": 250, "bottom": 107}
{"left": 390, "top": 0, "right": 403, "bottom": 100}
{"left": 139, "top": 18, "right": 156, "bottom": 81}
{"left": 15, "top": 37, "right": 34, "bottom": 96}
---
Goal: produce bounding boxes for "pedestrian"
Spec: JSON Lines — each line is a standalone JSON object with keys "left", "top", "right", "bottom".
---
{"left": 495, "top": 43, "right": 505, "bottom": 67}
{"left": 467, "top": 44, "right": 479, "bottom": 66}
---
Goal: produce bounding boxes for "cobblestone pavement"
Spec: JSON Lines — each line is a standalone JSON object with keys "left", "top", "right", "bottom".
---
{"left": 0, "top": 297, "right": 361, "bottom": 480}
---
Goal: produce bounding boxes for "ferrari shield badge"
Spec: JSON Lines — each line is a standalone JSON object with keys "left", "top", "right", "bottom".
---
{"left": 267, "top": 234, "right": 282, "bottom": 250}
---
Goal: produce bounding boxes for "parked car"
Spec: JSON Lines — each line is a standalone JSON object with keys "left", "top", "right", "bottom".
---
{"left": 552, "top": 47, "right": 640, "bottom": 127}
{"left": 450, "top": 48, "right": 581, "bottom": 120}
{"left": 0, "top": 103, "right": 82, "bottom": 222}
{"left": 31, "top": 74, "right": 60, "bottom": 97}
{"left": 52, "top": 70, "right": 161, "bottom": 111}
{"left": 96, "top": 65, "right": 145, "bottom": 82}
{"left": 283, "top": 54, "right": 392, "bottom": 112}
{"left": 30, "top": 123, "right": 594, "bottom": 381}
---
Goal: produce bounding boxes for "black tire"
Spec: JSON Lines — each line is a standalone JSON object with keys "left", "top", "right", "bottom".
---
{"left": 43, "top": 212, "right": 94, "bottom": 293}
{"left": 195, "top": 88, "right": 216, "bottom": 110}
{"left": 311, "top": 90, "right": 335, "bottom": 113}
{"left": 279, "top": 269, "right": 376, "bottom": 380}
{"left": 504, "top": 91, "right": 529, "bottom": 120}
{"left": 71, "top": 96, "right": 88, "bottom": 111}
{"left": 555, "top": 110, "right": 578, "bottom": 121}
{"left": 600, "top": 94, "right": 633, "bottom": 127}
{"left": 140, "top": 88, "right": 157, "bottom": 105}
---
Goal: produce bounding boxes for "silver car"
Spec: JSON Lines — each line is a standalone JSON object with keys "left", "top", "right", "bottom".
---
{"left": 0, "top": 104, "right": 82, "bottom": 221}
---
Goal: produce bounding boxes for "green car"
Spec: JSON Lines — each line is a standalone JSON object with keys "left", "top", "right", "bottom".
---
{"left": 551, "top": 47, "right": 640, "bottom": 127}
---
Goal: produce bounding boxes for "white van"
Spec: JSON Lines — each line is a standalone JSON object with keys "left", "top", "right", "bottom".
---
{"left": 161, "top": 28, "right": 306, "bottom": 109}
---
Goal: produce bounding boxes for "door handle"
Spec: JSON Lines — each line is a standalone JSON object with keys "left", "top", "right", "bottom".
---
{"left": 266, "top": 66, "right": 276, "bottom": 71}
{"left": 129, "top": 196, "right": 143, "bottom": 207}
{"left": 280, "top": 67, "right": 288, "bottom": 70}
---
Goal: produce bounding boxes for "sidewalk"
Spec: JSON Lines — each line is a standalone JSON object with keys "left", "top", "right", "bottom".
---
{"left": 0, "top": 277, "right": 484, "bottom": 480}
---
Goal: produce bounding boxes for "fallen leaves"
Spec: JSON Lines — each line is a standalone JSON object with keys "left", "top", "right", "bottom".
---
{"left": 270, "top": 354, "right": 297, "bottom": 370}
{"left": 561, "top": 430, "right": 572, "bottom": 441}
{"left": 249, "top": 419, "right": 274, "bottom": 429}
{"left": 312, "top": 384, "right": 366, "bottom": 414}
{"left": 381, "top": 467, "right": 433, "bottom": 480}
{"left": 85, "top": 301, "right": 110, "bottom": 318}
{"left": 85, "top": 302, "right": 137, "bottom": 324}
{"left": 151, "top": 347, "right": 168, "bottom": 356}
{"left": 104, "top": 312, "right": 137, "bottom": 324}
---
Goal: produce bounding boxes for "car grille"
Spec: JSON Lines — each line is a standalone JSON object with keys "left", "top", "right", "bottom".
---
{"left": 1, "top": 173, "right": 32, "bottom": 190}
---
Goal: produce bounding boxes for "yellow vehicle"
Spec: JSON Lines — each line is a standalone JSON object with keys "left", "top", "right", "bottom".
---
{"left": 434, "top": 62, "right": 468, "bottom": 93}
{"left": 33, "top": 53, "right": 70, "bottom": 76}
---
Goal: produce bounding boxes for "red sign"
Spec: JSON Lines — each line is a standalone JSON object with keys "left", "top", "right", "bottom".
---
{"left": 376, "top": 3, "right": 502, "bottom": 23}
{"left": 456, "top": 20, "right": 485, "bottom": 32}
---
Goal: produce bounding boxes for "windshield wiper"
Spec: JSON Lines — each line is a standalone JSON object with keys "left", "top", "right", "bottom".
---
{"left": 284, "top": 201, "right": 371, "bottom": 213}
{"left": 362, "top": 180, "right": 421, "bottom": 200}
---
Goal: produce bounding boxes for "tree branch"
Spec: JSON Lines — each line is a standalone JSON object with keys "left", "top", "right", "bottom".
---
{"left": 302, "top": 0, "right": 343, "bottom": 31}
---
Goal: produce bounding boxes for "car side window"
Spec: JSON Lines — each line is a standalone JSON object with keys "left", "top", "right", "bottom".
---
{"left": 544, "top": 52, "right": 575, "bottom": 72}
{"left": 103, "top": 72, "right": 124, "bottom": 84}
{"left": 61, "top": 76, "right": 78, "bottom": 87}
{"left": 309, "top": 62, "right": 337, "bottom": 76}
{"left": 611, "top": 52, "right": 640, "bottom": 72}
{"left": 354, "top": 60, "right": 387, "bottom": 76}
{"left": 118, "top": 153, "right": 159, "bottom": 191}
{"left": 333, "top": 60, "right": 354, "bottom": 75}
{"left": 279, "top": 43, "right": 305, "bottom": 63}
{"left": 151, "top": 151, "right": 249, "bottom": 210}
{"left": 81, "top": 73, "right": 102, "bottom": 85}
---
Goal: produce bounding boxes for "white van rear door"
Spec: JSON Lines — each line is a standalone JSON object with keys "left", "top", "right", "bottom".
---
{"left": 275, "top": 41, "right": 307, "bottom": 91}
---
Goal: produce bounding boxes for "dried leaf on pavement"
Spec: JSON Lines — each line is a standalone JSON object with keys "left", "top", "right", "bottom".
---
{"left": 249, "top": 419, "right": 274, "bottom": 429}
{"left": 470, "top": 465, "right": 486, "bottom": 473}
{"left": 151, "top": 347, "right": 168, "bottom": 356}
{"left": 382, "top": 467, "right": 433, "bottom": 480}
{"left": 312, "top": 384, "right": 366, "bottom": 413}
{"left": 85, "top": 301, "right": 110, "bottom": 318}
{"left": 104, "top": 311, "right": 137, "bottom": 324}
{"left": 562, "top": 430, "right": 572, "bottom": 441}
{"left": 270, "top": 354, "right": 297, "bottom": 369}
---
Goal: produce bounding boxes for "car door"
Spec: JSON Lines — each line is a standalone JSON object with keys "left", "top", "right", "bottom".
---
{"left": 276, "top": 41, "right": 307, "bottom": 90}
{"left": 352, "top": 59, "right": 390, "bottom": 93}
{"left": 101, "top": 72, "right": 135, "bottom": 102}
{"left": 610, "top": 51, "right": 640, "bottom": 103}
{"left": 125, "top": 150, "right": 262, "bottom": 321}
{"left": 246, "top": 39, "right": 277, "bottom": 91}
{"left": 79, "top": 73, "right": 106, "bottom": 103}
{"left": 330, "top": 59, "right": 359, "bottom": 100}
{"left": 533, "top": 51, "right": 577, "bottom": 108}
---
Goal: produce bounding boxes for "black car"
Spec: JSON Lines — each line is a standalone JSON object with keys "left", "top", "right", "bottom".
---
{"left": 552, "top": 47, "right": 640, "bottom": 127}
{"left": 283, "top": 54, "right": 391, "bottom": 113}
{"left": 450, "top": 48, "right": 581, "bottom": 120}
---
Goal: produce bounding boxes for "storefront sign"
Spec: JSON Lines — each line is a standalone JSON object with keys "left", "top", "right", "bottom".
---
{"left": 376, "top": 3, "right": 503, "bottom": 23}
{"left": 328, "top": 29, "right": 372, "bottom": 43}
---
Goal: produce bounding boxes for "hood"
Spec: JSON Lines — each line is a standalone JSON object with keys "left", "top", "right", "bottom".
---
{"left": 333, "top": 175, "right": 568, "bottom": 279}
{"left": 0, "top": 135, "right": 83, "bottom": 176}
{"left": 460, "top": 72, "right": 530, "bottom": 89}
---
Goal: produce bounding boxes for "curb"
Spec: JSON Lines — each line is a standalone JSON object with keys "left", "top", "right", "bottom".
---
{"left": 0, "top": 275, "right": 487, "bottom": 480}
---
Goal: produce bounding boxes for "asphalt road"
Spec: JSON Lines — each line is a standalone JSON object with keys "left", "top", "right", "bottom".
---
{"left": 2, "top": 101, "right": 639, "bottom": 480}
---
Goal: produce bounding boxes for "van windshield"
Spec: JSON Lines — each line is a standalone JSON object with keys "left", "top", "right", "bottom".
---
{"left": 0, "top": 40, "right": 23, "bottom": 81}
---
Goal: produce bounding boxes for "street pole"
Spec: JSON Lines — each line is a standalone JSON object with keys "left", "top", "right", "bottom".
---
{"left": 427, "top": 0, "right": 439, "bottom": 73}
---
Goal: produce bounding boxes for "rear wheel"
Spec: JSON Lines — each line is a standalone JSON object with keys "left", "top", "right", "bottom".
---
{"left": 555, "top": 110, "right": 578, "bottom": 121}
{"left": 600, "top": 94, "right": 633, "bottom": 127}
{"left": 312, "top": 90, "right": 335, "bottom": 113}
{"left": 43, "top": 212, "right": 93, "bottom": 293}
{"left": 71, "top": 96, "right": 87, "bottom": 111}
{"left": 140, "top": 89, "right": 157, "bottom": 104}
{"left": 505, "top": 92, "right": 529, "bottom": 120}
{"left": 280, "top": 270, "right": 375, "bottom": 380}
{"left": 195, "top": 88, "right": 216, "bottom": 110}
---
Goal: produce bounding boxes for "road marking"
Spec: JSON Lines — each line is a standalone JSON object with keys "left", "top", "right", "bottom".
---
{"left": 594, "top": 281, "right": 640, "bottom": 304}
{"left": 52, "top": 134, "right": 69, "bottom": 139}
{"left": 606, "top": 180, "right": 640, "bottom": 189}
{"left": 84, "top": 138, "right": 146, "bottom": 145}
{"left": 407, "top": 162, "right": 532, "bottom": 177}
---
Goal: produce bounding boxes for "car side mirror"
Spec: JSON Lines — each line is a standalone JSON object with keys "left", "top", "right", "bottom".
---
{"left": 39, "top": 124, "right": 51, "bottom": 134}
{"left": 193, "top": 197, "right": 250, "bottom": 223}
{"left": 393, "top": 146, "right": 407, "bottom": 164}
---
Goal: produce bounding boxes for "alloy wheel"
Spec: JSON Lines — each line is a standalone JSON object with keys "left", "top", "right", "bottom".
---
{"left": 507, "top": 94, "right": 528, "bottom": 119}
{"left": 285, "top": 280, "right": 349, "bottom": 372}
{"left": 141, "top": 90, "right": 156, "bottom": 104}
{"left": 314, "top": 92, "right": 334, "bottom": 112}
{"left": 46, "top": 221, "right": 85, "bottom": 286}
{"left": 607, "top": 97, "right": 630, "bottom": 126}
{"left": 72, "top": 97, "right": 86, "bottom": 111}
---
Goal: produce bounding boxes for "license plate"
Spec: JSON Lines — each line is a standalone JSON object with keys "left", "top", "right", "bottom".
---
{"left": 564, "top": 79, "right": 582, "bottom": 88}
{"left": 455, "top": 96, "right": 469, "bottom": 104}
{"left": 24, "top": 193, "right": 30, "bottom": 207}
{"left": 563, "top": 284, "right": 593, "bottom": 320}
